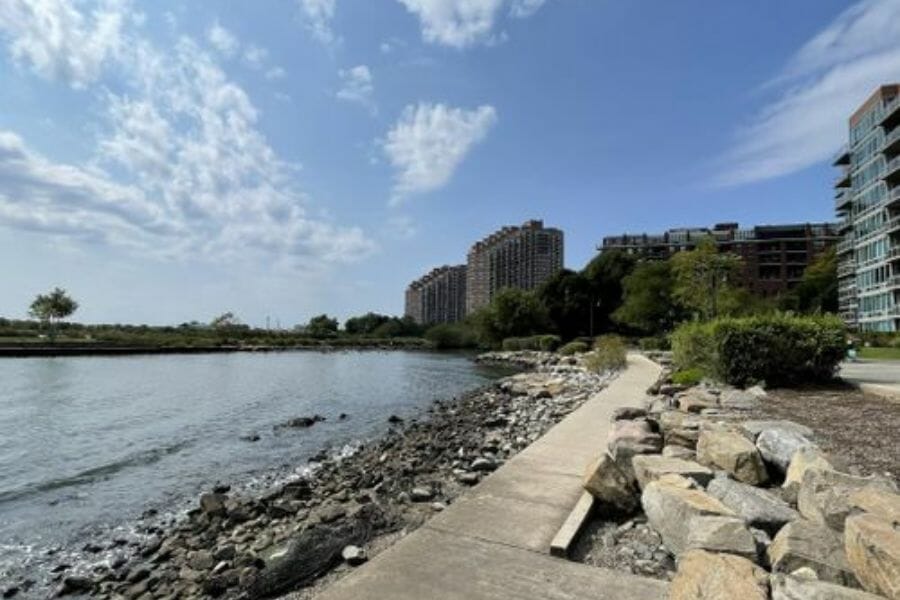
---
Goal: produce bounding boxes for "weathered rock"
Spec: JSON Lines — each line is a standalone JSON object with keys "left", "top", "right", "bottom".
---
{"left": 757, "top": 428, "right": 815, "bottom": 474}
{"left": 199, "top": 492, "right": 228, "bottom": 517}
{"left": 784, "top": 447, "right": 833, "bottom": 499}
{"left": 631, "top": 455, "right": 713, "bottom": 490}
{"left": 677, "top": 390, "right": 719, "bottom": 414}
{"left": 719, "top": 390, "right": 761, "bottom": 410}
{"left": 58, "top": 576, "right": 94, "bottom": 596}
{"left": 697, "top": 429, "right": 768, "bottom": 485}
{"left": 670, "top": 549, "right": 768, "bottom": 600}
{"left": 582, "top": 453, "right": 638, "bottom": 512}
{"left": 641, "top": 479, "right": 735, "bottom": 555}
{"left": 662, "top": 445, "right": 696, "bottom": 461}
{"left": 607, "top": 419, "right": 663, "bottom": 462}
{"left": 708, "top": 475, "right": 799, "bottom": 536}
{"left": 470, "top": 457, "right": 497, "bottom": 472}
{"left": 740, "top": 420, "right": 814, "bottom": 442}
{"left": 768, "top": 519, "right": 858, "bottom": 586}
{"left": 314, "top": 504, "right": 347, "bottom": 524}
{"left": 844, "top": 513, "right": 900, "bottom": 599}
{"left": 849, "top": 486, "right": 900, "bottom": 524}
{"left": 410, "top": 487, "right": 434, "bottom": 502}
{"left": 770, "top": 573, "right": 885, "bottom": 600}
{"left": 187, "top": 550, "right": 214, "bottom": 571}
{"left": 612, "top": 406, "right": 648, "bottom": 421}
{"left": 341, "top": 545, "right": 368, "bottom": 566}
{"left": 684, "top": 515, "right": 759, "bottom": 560}
{"left": 798, "top": 469, "right": 898, "bottom": 532}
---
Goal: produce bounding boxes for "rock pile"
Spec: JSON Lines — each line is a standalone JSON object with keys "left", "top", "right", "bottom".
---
{"left": 579, "top": 367, "right": 900, "bottom": 599}
{"left": 25, "top": 351, "right": 612, "bottom": 600}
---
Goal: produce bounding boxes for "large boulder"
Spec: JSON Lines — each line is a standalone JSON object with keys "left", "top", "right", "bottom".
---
{"left": 708, "top": 476, "right": 798, "bottom": 536}
{"left": 631, "top": 455, "right": 713, "bottom": 490}
{"left": 607, "top": 418, "right": 662, "bottom": 463}
{"left": 199, "top": 492, "right": 228, "bottom": 517}
{"left": 756, "top": 428, "right": 814, "bottom": 474}
{"left": 849, "top": 487, "right": 900, "bottom": 524}
{"left": 659, "top": 411, "right": 704, "bottom": 449}
{"left": 740, "top": 420, "right": 814, "bottom": 442}
{"left": 798, "top": 469, "right": 898, "bottom": 532}
{"left": 770, "top": 573, "right": 885, "bottom": 600}
{"left": 684, "top": 515, "right": 758, "bottom": 560}
{"left": 582, "top": 453, "right": 639, "bottom": 512}
{"left": 844, "top": 513, "right": 900, "bottom": 599}
{"left": 719, "top": 389, "right": 761, "bottom": 410}
{"left": 677, "top": 389, "right": 719, "bottom": 414}
{"left": 783, "top": 447, "right": 833, "bottom": 500}
{"left": 697, "top": 429, "right": 768, "bottom": 485}
{"left": 641, "top": 479, "right": 735, "bottom": 555}
{"left": 768, "top": 519, "right": 858, "bottom": 587}
{"left": 670, "top": 549, "right": 768, "bottom": 600}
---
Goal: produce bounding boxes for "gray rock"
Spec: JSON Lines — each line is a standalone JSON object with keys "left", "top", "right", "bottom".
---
{"left": 798, "top": 468, "right": 898, "bottom": 532}
{"left": 685, "top": 515, "right": 759, "bottom": 560}
{"left": 582, "top": 453, "right": 638, "bottom": 512}
{"left": 199, "top": 492, "right": 227, "bottom": 517}
{"left": 641, "top": 479, "right": 735, "bottom": 555}
{"left": 341, "top": 545, "right": 367, "bottom": 566}
{"left": 607, "top": 419, "right": 663, "bottom": 462}
{"left": 740, "top": 420, "right": 814, "bottom": 442}
{"left": 719, "top": 389, "right": 761, "bottom": 410}
{"left": 470, "top": 457, "right": 497, "bottom": 472}
{"left": 708, "top": 476, "right": 798, "bottom": 536}
{"left": 612, "top": 407, "right": 648, "bottom": 421}
{"left": 757, "top": 428, "right": 815, "bottom": 473}
{"left": 662, "top": 445, "right": 696, "bottom": 461}
{"left": 410, "top": 487, "right": 434, "bottom": 502}
{"left": 697, "top": 429, "right": 768, "bottom": 485}
{"left": 770, "top": 573, "right": 885, "bottom": 599}
{"left": 768, "top": 519, "right": 858, "bottom": 587}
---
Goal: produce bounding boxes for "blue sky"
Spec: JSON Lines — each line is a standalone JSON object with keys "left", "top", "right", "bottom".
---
{"left": 1, "top": 0, "right": 899, "bottom": 326}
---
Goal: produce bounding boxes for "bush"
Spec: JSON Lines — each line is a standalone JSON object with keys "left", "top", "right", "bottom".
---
{"left": 558, "top": 340, "right": 590, "bottom": 356}
{"left": 639, "top": 336, "right": 670, "bottom": 351}
{"left": 672, "top": 314, "right": 845, "bottom": 387}
{"left": 501, "top": 334, "right": 561, "bottom": 352}
{"left": 584, "top": 334, "right": 627, "bottom": 373}
{"left": 671, "top": 368, "right": 704, "bottom": 387}
{"left": 424, "top": 323, "right": 477, "bottom": 349}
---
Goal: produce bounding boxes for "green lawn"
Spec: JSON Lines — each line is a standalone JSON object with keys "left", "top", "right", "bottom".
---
{"left": 858, "top": 346, "right": 900, "bottom": 360}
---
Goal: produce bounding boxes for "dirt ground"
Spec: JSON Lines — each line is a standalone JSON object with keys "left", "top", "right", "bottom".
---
{"left": 746, "top": 384, "right": 900, "bottom": 486}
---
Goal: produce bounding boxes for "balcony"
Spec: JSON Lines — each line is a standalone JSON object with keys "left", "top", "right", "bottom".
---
{"left": 836, "top": 238, "right": 855, "bottom": 254}
{"left": 832, "top": 144, "right": 851, "bottom": 166}
{"left": 834, "top": 170, "right": 851, "bottom": 188}
{"left": 879, "top": 96, "right": 900, "bottom": 128}
{"left": 885, "top": 126, "right": 900, "bottom": 154}
{"left": 835, "top": 188, "right": 852, "bottom": 212}
{"left": 885, "top": 155, "right": 900, "bottom": 183}
{"left": 837, "top": 261, "right": 855, "bottom": 277}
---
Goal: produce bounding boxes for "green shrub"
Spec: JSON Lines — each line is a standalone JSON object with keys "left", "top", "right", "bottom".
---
{"left": 558, "top": 340, "right": 589, "bottom": 356}
{"left": 424, "top": 323, "right": 477, "bottom": 349}
{"left": 501, "top": 334, "right": 561, "bottom": 352}
{"left": 672, "top": 314, "right": 845, "bottom": 387}
{"left": 584, "top": 334, "right": 627, "bottom": 373}
{"left": 639, "top": 336, "right": 671, "bottom": 351}
{"left": 671, "top": 368, "right": 704, "bottom": 387}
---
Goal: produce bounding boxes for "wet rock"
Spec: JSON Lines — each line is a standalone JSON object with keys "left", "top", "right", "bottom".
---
{"left": 708, "top": 476, "right": 798, "bottom": 536}
{"left": 278, "top": 415, "right": 326, "bottom": 428}
{"left": 199, "top": 492, "right": 228, "bottom": 517}
{"left": 583, "top": 453, "right": 638, "bottom": 512}
{"left": 684, "top": 515, "right": 759, "bottom": 560}
{"left": 770, "top": 573, "right": 883, "bottom": 600}
{"left": 387, "top": 415, "right": 403, "bottom": 424}
{"left": 844, "top": 513, "right": 900, "bottom": 599}
{"left": 757, "top": 428, "right": 814, "bottom": 474}
{"left": 670, "top": 549, "right": 768, "bottom": 600}
{"left": 798, "top": 469, "right": 898, "bottom": 532}
{"left": 631, "top": 455, "right": 713, "bottom": 490}
{"left": 240, "top": 433, "right": 261, "bottom": 442}
{"left": 58, "top": 576, "right": 94, "bottom": 596}
{"left": 697, "top": 429, "right": 768, "bottom": 485}
{"left": 768, "top": 519, "right": 858, "bottom": 586}
{"left": 641, "top": 479, "right": 735, "bottom": 555}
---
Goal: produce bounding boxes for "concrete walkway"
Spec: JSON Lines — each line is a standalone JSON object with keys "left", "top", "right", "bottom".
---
{"left": 841, "top": 360, "right": 900, "bottom": 402}
{"left": 314, "top": 354, "right": 667, "bottom": 600}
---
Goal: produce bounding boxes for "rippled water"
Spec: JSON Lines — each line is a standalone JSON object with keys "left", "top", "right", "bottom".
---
{"left": 0, "top": 350, "right": 508, "bottom": 586}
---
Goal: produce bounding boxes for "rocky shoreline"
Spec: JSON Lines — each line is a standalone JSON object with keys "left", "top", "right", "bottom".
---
{"left": 11, "top": 351, "right": 615, "bottom": 600}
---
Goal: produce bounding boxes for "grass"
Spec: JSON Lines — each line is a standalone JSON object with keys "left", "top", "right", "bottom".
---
{"left": 858, "top": 346, "right": 900, "bottom": 360}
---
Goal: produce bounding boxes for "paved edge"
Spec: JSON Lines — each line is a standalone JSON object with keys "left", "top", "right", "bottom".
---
{"left": 311, "top": 353, "right": 667, "bottom": 600}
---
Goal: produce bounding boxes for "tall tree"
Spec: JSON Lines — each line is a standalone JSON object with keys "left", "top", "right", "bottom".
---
{"left": 670, "top": 237, "right": 742, "bottom": 321}
{"left": 613, "top": 260, "right": 684, "bottom": 334}
{"left": 536, "top": 269, "right": 592, "bottom": 340}
{"left": 344, "top": 312, "right": 391, "bottom": 335}
{"left": 582, "top": 250, "right": 637, "bottom": 334}
{"left": 29, "top": 287, "right": 78, "bottom": 341}
{"left": 306, "top": 314, "right": 339, "bottom": 338}
{"left": 470, "top": 288, "right": 550, "bottom": 347}
{"left": 779, "top": 247, "right": 838, "bottom": 314}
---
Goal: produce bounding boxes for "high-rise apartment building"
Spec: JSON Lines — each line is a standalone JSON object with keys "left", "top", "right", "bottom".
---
{"left": 834, "top": 84, "right": 900, "bottom": 332}
{"left": 404, "top": 265, "right": 467, "bottom": 325}
{"left": 465, "top": 220, "right": 564, "bottom": 314}
{"left": 601, "top": 222, "right": 839, "bottom": 297}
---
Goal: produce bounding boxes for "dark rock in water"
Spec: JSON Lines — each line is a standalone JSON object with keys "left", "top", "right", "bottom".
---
{"left": 213, "top": 483, "right": 232, "bottom": 494}
{"left": 240, "top": 433, "right": 261, "bottom": 442}
{"left": 3, "top": 586, "right": 19, "bottom": 598}
{"left": 278, "top": 415, "right": 326, "bottom": 429}
{"left": 58, "top": 576, "right": 93, "bottom": 596}
{"left": 51, "top": 564, "right": 70, "bottom": 573}
{"left": 339, "top": 413, "right": 349, "bottom": 420}
{"left": 387, "top": 414, "right": 404, "bottom": 424}
{"left": 82, "top": 542, "right": 103, "bottom": 554}
{"left": 199, "top": 492, "right": 228, "bottom": 516}
{"left": 245, "top": 505, "right": 385, "bottom": 598}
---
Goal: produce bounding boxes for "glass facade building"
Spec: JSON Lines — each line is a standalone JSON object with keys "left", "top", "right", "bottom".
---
{"left": 835, "top": 84, "right": 900, "bottom": 332}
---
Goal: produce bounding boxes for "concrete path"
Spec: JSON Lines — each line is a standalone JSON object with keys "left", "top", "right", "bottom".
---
{"left": 313, "top": 354, "right": 667, "bottom": 600}
{"left": 840, "top": 360, "right": 900, "bottom": 401}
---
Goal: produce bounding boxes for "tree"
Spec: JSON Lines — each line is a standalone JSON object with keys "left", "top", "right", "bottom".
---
{"left": 779, "top": 247, "right": 838, "bottom": 314}
{"left": 306, "top": 314, "right": 339, "bottom": 338}
{"left": 536, "top": 269, "right": 592, "bottom": 341}
{"left": 344, "top": 312, "right": 391, "bottom": 336}
{"left": 210, "top": 312, "right": 241, "bottom": 329}
{"left": 371, "top": 316, "right": 422, "bottom": 338}
{"left": 582, "top": 250, "right": 637, "bottom": 334}
{"left": 614, "top": 261, "right": 685, "bottom": 334}
{"left": 470, "top": 288, "right": 550, "bottom": 348}
{"left": 670, "top": 237, "right": 742, "bottom": 321}
{"left": 29, "top": 287, "right": 78, "bottom": 341}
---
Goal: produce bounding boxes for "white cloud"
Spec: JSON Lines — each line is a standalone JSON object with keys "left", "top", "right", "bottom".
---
{"left": 383, "top": 102, "right": 497, "bottom": 204}
{"left": 243, "top": 44, "right": 268, "bottom": 69}
{"left": 298, "top": 0, "right": 339, "bottom": 46}
{"left": 394, "top": 0, "right": 550, "bottom": 48}
{"left": 336, "top": 65, "right": 375, "bottom": 112}
{"left": 0, "top": 0, "right": 128, "bottom": 88}
{"left": 207, "top": 21, "right": 238, "bottom": 57}
{"left": 265, "top": 66, "right": 287, "bottom": 80}
{"left": 0, "top": 1, "right": 376, "bottom": 267}
{"left": 714, "top": 0, "right": 900, "bottom": 187}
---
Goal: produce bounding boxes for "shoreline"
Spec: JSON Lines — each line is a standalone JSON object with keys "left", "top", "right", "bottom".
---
{"left": 13, "top": 351, "right": 614, "bottom": 599}
{"left": 0, "top": 341, "right": 434, "bottom": 358}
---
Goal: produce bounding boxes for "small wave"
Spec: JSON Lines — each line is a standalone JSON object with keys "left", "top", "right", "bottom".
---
{"left": 0, "top": 439, "right": 195, "bottom": 505}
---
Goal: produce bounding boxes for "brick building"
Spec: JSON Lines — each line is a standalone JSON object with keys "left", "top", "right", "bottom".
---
{"left": 404, "top": 265, "right": 467, "bottom": 325}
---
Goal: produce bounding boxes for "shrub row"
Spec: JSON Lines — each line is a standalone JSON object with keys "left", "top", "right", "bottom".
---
{"left": 584, "top": 334, "right": 627, "bottom": 373}
{"left": 501, "top": 334, "right": 561, "bottom": 352}
{"left": 558, "top": 340, "right": 590, "bottom": 356}
{"left": 671, "top": 314, "right": 845, "bottom": 387}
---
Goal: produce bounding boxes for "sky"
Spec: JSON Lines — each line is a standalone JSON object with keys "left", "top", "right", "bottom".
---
{"left": 1, "top": 0, "right": 900, "bottom": 326}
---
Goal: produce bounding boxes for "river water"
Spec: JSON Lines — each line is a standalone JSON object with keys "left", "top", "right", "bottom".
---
{"left": 0, "top": 350, "right": 509, "bottom": 588}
